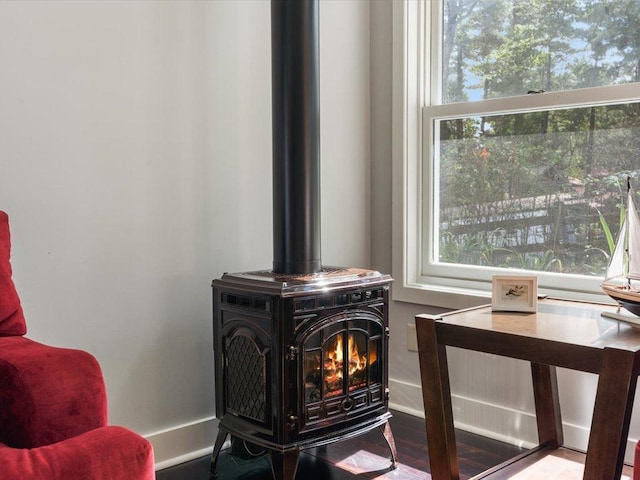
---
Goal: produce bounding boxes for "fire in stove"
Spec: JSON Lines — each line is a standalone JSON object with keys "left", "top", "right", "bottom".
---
{"left": 305, "top": 333, "right": 373, "bottom": 402}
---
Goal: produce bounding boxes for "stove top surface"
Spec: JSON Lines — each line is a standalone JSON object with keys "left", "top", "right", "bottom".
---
{"left": 214, "top": 266, "right": 392, "bottom": 296}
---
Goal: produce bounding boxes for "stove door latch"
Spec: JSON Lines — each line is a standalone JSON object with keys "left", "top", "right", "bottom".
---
{"left": 287, "top": 413, "right": 298, "bottom": 430}
{"left": 286, "top": 345, "right": 298, "bottom": 361}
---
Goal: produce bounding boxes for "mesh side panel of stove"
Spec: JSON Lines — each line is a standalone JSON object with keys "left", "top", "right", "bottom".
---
{"left": 225, "top": 334, "right": 266, "bottom": 422}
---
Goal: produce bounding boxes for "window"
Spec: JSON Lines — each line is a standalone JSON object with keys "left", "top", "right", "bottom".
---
{"left": 392, "top": 0, "right": 640, "bottom": 306}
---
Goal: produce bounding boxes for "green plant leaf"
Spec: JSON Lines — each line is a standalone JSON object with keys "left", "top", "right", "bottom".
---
{"left": 597, "top": 208, "right": 615, "bottom": 255}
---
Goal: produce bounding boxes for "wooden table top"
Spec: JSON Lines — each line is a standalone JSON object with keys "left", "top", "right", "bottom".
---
{"left": 434, "top": 298, "right": 640, "bottom": 353}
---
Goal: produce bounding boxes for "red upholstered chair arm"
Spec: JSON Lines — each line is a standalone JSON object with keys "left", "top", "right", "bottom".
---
{"left": 0, "top": 426, "right": 155, "bottom": 480}
{"left": 0, "top": 336, "right": 108, "bottom": 448}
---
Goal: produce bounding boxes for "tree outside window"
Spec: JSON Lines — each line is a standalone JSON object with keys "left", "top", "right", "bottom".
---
{"left": 427, "top": 0, "right": 640, "bottom": 283}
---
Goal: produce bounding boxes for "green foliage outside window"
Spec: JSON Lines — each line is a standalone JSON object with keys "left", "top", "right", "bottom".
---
{"left": 436, "top": 0, "right": 640, "bottom": 277}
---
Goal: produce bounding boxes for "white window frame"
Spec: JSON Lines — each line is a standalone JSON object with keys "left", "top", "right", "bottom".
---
{"left": 391, "top": 0, "right": 640, "bottom": 308}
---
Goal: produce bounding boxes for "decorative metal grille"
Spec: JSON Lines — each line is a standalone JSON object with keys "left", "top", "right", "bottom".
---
{"left": 225, "top": 335, "right": 266, "bottom": 423}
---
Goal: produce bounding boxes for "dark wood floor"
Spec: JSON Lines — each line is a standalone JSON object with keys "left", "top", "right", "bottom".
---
{"left": 157, "top": 410, "right": 526, "bottom": 480}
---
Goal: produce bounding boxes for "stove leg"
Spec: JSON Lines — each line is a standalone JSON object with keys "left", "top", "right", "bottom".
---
{"left": 380, "top": 420, "right": 398, "bottom": 468}
{"left": 270, "top": 449, "right": 299, "bottom": 480}
{"left": 209, "top": 428, "right": 229, "bottom": 480}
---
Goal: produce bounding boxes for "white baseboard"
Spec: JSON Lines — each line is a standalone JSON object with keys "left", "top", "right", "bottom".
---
{"left": 143, "top": 416, "right": 218, "bottom": 471}
{"left": 389, "top": 377, "right": 639, "bottom": 465}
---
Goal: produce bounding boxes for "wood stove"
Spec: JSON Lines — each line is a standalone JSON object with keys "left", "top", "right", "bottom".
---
{"left": 209, "top": 268, "right": 395, "bottom": 479}
{"left": 209, "top": 1, "right": 396, "bottom": 478}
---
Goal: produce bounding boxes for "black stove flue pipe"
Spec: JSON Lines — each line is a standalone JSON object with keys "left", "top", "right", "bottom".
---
{"left": 271, "top": 0, "right": 322, "bottom": 275}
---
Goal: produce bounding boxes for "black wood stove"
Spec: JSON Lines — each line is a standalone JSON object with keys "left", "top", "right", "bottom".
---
{"left": 209, "top": 267, "right": 395, "bottom": 479}
{"left": 209, "top": 1, "right": 396, "bottom": 478}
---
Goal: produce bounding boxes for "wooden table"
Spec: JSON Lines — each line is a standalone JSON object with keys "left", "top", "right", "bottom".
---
{"left": 415, "top": 298, "right": 640, "bottom": 479}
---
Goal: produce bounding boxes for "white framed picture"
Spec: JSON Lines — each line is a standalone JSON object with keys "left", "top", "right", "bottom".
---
{"left": 491, "top": 275, "right": 538, "bottom": 313}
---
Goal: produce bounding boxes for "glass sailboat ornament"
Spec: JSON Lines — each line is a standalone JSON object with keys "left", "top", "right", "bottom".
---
{"left": 601, "top": 177, "right": 640, "bottom": 323}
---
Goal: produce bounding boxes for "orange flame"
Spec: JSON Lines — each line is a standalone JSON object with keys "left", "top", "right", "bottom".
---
{"left": 324, "top": 334, "right": 367, "bottom": 382}
{"left": 347, "top": 335, "right": 367, "bottom": 375}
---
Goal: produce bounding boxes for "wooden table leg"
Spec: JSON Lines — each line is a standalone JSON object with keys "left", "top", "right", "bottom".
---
{"left": 531, "top": 363, "right": 563, "bottom": 447}
{"left": 416, "top": 314, "right": 459, "bottom": 480}
{"left": 584, "top": 348, "right": 640, "bottom": 480}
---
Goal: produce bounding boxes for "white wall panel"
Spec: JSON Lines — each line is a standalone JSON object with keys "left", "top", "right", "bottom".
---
{"left": 0, "top": 0, "right": 371, "bottom": 466}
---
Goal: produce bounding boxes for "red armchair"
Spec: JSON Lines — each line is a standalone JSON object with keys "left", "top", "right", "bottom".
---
{"left": 0, "top": 211, "right": 155, "bottom": 479}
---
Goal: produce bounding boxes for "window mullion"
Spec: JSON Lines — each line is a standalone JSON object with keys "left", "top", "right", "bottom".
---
{"left": 425, "top": 83, "right": 640, "bottom": 119}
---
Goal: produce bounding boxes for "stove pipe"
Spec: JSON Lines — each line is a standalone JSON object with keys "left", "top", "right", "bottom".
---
{"left": 271, "top": 0, "right": 322, "bottom": 275}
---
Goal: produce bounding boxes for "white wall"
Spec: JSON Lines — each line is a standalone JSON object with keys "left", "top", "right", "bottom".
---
{"left": 0, "top": 0, "right": 371, "bottom": 467}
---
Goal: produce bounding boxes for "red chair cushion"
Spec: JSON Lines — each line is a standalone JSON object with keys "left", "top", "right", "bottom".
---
{"left": 0, "top": 336, "right": 108, "bottom": 448}
{"left": 0, "top": 426, "right": 155, "bottom": 480}
{"left": 0, "top": 211, "right": 26, "bottom": 336}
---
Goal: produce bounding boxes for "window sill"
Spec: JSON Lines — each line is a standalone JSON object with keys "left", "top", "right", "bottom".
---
{"left": 391, "top": 278, "right": 616, "bottom": 311}
{"left": 391, "top": 280, "right": 491, "bottom": 310}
